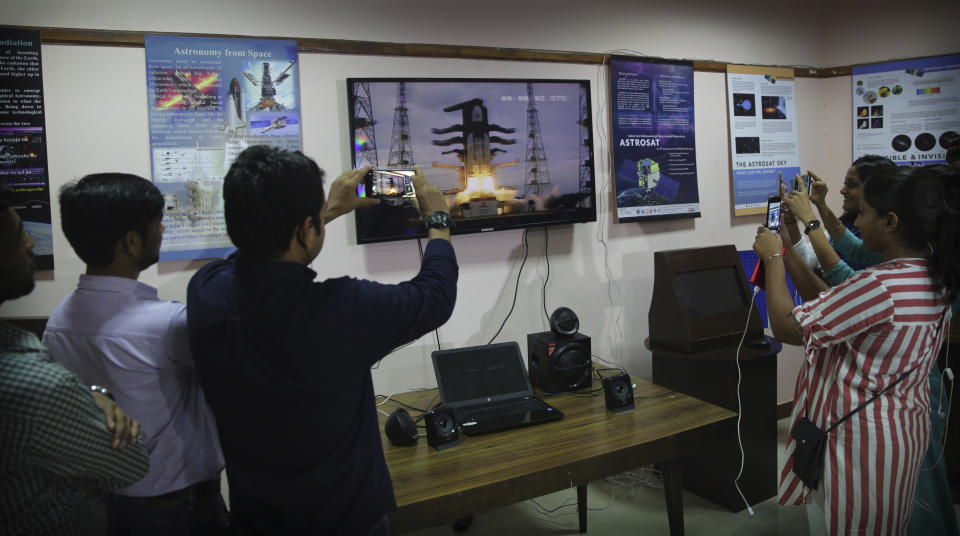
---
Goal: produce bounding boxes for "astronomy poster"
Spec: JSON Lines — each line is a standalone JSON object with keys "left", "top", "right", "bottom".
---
{"left": 0, "top": 28, "right": 54, "bottom": 270}
{"left": 726, "top": 65, "right": 800, "bottom": 216}
{"left": 144, "top": 35, "right": 301, "bottom": 261}
{"left": 610, "top": 56, "right": 700, "bottom": 223}
{"left": 852, "top": 54, "right": 959, "bottom": 165}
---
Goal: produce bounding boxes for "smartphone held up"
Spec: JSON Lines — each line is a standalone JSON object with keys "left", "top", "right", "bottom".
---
{"left": 357, "top": 169, "right": 416, "bottom": 202}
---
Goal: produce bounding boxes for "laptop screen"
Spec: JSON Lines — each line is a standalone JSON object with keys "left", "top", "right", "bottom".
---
{"left": 433, "top": 342, "right": 532, "bottom": 406}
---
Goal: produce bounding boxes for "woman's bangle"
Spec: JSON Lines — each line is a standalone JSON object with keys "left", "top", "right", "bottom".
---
{"left": 828, "top": 223, "right": 845, "bottom": 235}
{"left": 765, "top": 253, "right": 784, "bottom": 264}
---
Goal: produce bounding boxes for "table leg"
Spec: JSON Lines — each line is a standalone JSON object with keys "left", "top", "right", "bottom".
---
{"left": 577, "top": 484, "right": 587, "bottom": 533}
{"left": 660, "top": 459, "right": 684, "bottom": 536}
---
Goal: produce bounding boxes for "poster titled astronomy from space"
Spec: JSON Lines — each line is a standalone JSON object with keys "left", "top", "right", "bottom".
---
{"left": 726, "top": 65, "right": 800, "bottom": 217}
{"left": 852, "top": 54, "right": 959, "bottom": 166}
{"left": 144, "top": 35, "right": 301, "bottom": 261}
{"left": 610, "top": 56, "right": 700, "bottom": 223}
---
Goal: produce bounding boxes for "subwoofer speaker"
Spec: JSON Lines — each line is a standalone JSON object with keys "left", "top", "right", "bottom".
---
{"left": 603, "top": 373, "right": 635, "bottom": 413}
{"left": 425, "top": 408, "right": 460, "bottom": 450}
{"left": 527, "top": 331, "right": 592, "bottom": 393}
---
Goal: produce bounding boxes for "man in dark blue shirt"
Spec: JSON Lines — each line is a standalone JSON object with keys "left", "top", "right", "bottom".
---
{"left": 187, "top": 146, "right": 458, "bottom": 535}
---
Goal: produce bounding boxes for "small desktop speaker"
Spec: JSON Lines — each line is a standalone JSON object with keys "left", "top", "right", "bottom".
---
{"left": 528, "top": 309, "right": 592, "bottom": 394}
{"left": 384, "top": 408, "right": 419, "bottom": 446}
{"left": 602, "top": 373, "right": 635, "bottom": 413}
{"left": 425, "top": 408, "right": 460, "bottom": 450}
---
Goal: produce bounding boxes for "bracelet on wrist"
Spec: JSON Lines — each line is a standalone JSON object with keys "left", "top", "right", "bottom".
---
{"left": 89, "top": 385, "right": 115, "bottom": 401}
{"left": 765, "top": 253, "right": 784, "bottom": 264}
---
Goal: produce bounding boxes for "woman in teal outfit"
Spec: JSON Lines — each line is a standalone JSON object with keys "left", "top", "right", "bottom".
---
{"left": 783, "top": 164, "right": 960, "bottom": 536}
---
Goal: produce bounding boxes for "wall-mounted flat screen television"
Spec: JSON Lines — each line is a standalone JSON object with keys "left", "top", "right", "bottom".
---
{"left": 347, "top": 78, "right": 596, "bottom": 244}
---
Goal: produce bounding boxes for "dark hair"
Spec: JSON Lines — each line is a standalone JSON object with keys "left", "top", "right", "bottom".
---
{"left": 839, "top": 154, "right": 898, "bottom": 227}
{"left": 947, "top": 133, "right": 960, "bottom": 166}
{"left": 862, "top": 164, "right": 960, "bottom": 301}
{"left": 223, "top": 146, "right": 326, "bottom": 259}
{"left": 0, "top": 180, "right": 11, "bottom": 212}
{"left": 59, "top": 173, "right": 164, "bottom": 268}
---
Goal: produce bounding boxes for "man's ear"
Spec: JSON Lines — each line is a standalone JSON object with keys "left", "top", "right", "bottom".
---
{"left": 119, "top": 229, "right": 143, "bottom": 257}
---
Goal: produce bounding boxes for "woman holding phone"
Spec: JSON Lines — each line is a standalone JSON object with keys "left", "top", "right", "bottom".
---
{"left": 754, "top": 165, "right": 959, "bottom": 534}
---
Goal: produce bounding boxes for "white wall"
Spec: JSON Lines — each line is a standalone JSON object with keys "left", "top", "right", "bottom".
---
{"left": 2, "top": 0, "right": 956, "bottom": 404}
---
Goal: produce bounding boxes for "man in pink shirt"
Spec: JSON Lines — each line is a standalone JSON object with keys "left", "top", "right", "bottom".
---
{"left": 44, "top": 173, "right": 225, "bottom": 535}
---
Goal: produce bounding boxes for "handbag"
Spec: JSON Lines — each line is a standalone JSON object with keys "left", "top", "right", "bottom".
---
{"left": 790, "top": 368, "right": 914, "bottom": 490}
{"left": 790, "top": 308, "right": 947, "bottom": 490}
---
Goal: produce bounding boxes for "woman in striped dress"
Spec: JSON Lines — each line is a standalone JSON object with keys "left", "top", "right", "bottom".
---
{"left": 753, "top": 165, "right": 960, "bottom": 535}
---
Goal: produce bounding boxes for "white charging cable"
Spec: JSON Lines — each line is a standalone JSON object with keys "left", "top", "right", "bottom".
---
{"left": 732, "top": 286, "right": 762, "bottom": 517}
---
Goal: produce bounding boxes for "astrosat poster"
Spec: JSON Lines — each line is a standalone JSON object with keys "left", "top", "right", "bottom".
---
{"left": 852, "top": 54, "right": 959, "bottom": 165}
{"left": 726, "top": 65, "right": 800, "bottom": 216}
{"left": 144, "top": 35, "right": 302, "bottom": 261}
{"left": 610, "top": 56, "right": 700, "bottom": 223}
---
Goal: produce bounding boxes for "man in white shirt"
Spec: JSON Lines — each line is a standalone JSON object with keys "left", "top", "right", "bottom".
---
{"left": 44, "top": 173, "right": 225, "bottom": 535}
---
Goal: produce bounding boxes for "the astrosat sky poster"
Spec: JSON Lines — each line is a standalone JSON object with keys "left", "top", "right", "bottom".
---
{"left": 610, "top": 56, "right": 700, "bottom": 223}
{"left": 0, "top": 29, "right": 54, "bottom": 270}
{"left": 726, "top": 65, "right": 800, "bottom": 216}
{"left": 852, "top": 54, "right": 959, "bottom": 165}
{"left": 144, "top": 35, "right": 301, "bottom": 261}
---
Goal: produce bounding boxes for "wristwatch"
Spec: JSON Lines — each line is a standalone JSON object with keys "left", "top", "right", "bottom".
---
{"left": 804, "top": 219, "right": 821, "bottom": 235}
{"left": 90, "top": 384, "right": 115, "bottom": 401}
{"left": 425, "top": 211, "right": 453, "bottom": 230}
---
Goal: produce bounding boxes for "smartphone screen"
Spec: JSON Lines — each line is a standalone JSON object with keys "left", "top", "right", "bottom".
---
{"left": 365, "top": 169, "right": 415, "bottom": 198}
{"left": 766, "top": 196, "right": 782, "bottom": 230}
{"left": 800, "top": 174, "right": 812, "bottom": 194}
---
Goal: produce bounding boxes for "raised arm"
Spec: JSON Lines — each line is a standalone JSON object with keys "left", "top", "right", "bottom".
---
{"left": 784, "top": 176, "right": 843, "bottom": 273}
{"left": 753, "top": 227, "right": 803, "bottom": 345}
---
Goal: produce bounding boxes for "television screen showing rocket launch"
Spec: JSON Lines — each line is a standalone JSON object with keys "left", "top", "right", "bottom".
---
{"left": 347, "top": 78, "right": 596, "bottom": 244}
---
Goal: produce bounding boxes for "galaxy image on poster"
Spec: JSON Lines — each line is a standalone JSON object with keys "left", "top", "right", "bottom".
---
{"left": 0, "top": 29, "right": 54, "bottom": 270}
{"left": 610, "top": 56, "right": 700, "bottom": 223}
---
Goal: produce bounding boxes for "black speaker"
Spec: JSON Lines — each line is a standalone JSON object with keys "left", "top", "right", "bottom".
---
{"left": 602, "top": 373, "right": 635, "bottom": 413}
{"left": 424, "top": 408, "right": 460, "bottom": 450}
{"left": 384, "top": 408, "right": 419, "bottom": 446}
{"left": 549, "top": 307, "right": 580, "bottom": 337}
{"left": 527, "top": 331, "right": 592, "bottom": 393}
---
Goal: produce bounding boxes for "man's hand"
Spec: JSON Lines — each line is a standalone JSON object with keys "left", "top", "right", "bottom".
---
{"left": 806, "top": 170, "right": 828, "bottom": 208}
{"left": 753, "top": 226, "right": 784, "bottom": 260}
{"left": 321, "top": 165, "right": 379, "bottom": 225}
{"left": 784, "top": 175, "right": 817, "bottom": 224}
{"left": 91, "top": 391, "right": 140, "bottom": 450}
{"left": 411, "top": 167, "right": 449, "bottom": 218}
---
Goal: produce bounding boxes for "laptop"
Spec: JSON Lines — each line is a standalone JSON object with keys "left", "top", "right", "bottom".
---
{"left": 431, "top": 341, "right": 563, "bottom": 436}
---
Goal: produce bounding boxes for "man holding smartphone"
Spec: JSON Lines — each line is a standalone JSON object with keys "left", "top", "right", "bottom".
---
{"left": 186, "top": 146, "right": 458, "bottom": 535}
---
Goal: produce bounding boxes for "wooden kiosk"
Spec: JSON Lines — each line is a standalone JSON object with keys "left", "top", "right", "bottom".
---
{"left": 647, "top": 244, "right": 780, "bottom": 511}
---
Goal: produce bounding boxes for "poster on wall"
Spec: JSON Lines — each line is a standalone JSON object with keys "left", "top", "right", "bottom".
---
{"left": 726, "top": 65, "right": 800, "bottom": 216}
{"left": 144, "top": 35, "right": 301, "bottom": 261}
{"left": 0, "top": 29, "right": 54, "bottom": 270}
{"left": 852, "top": 54, "right": 959, "bottom": 165}
{"left": 610, "top": 56, "right": 700, "bottom": 223}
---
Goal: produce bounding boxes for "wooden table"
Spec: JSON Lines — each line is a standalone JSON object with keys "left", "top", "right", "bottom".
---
{"left": 377, "top": 377, "right": 736, "bottom": 535}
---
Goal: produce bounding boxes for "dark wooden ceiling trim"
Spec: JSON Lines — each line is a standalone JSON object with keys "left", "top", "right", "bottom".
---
{"left": 9, "top": 25, "right": 952, "bottom": 79}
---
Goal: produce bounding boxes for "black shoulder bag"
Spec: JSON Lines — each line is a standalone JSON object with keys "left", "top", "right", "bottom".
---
{"left": 791, "top": 310, "right": 947, "bottom": 490}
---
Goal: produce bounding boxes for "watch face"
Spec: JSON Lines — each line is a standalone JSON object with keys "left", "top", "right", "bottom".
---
{"left": 427, "top": 212, "right": 451, "bottom": 229}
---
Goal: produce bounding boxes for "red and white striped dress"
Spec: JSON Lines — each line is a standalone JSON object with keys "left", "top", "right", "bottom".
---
{"left": 779, "top": 258, "right": 950, "bottom": 535}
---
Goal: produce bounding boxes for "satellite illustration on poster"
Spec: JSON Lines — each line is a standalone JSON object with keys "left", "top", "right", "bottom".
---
{"left": 852, "top": 54, "right": 959, "bottom": 165}
{"left": 610, "top": 56, "right": 700, "bottom": 223}
{"left": 144, "top": 35, "right": 301, "bottom": 261}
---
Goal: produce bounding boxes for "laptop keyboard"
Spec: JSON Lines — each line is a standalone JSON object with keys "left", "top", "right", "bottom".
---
{"left": 457, "top": 398, "right": 548, "bottom": 423}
